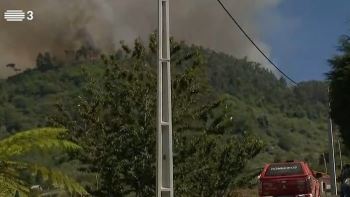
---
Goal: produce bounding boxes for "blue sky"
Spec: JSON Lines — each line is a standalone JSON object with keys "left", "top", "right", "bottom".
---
{"left": 265, "top": 0, "right": 350, "bottom": 82}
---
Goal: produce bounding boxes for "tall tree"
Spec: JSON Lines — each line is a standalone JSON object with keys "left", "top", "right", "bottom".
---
{"left": 327, "top": 33, "right": 350, "bottom": 149}
{"left": 50, "top": 33, "right": 265, "bottom": 196}
{"left": 0, "top": 127, "right": 88, "bottom": 196}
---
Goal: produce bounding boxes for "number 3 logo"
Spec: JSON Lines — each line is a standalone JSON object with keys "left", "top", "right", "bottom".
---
{"left": 26, "top": 11, "right": 33, "bottom": 20}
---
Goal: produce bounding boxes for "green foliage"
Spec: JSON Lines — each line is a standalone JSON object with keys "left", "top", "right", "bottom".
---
{"left": 327, "top": 33, "right": 350, "bottom": 149}
{"left": 277, "top": 133, "right": 294, "bottom": 151}
{"left": 49, "top": 34, "right": 266, "bottom": 196}
{"left": 0, "top": 127, "right": 88, "bottom": 196}
{"left": 0, "top": 38, "right": 329, "bottom": 162}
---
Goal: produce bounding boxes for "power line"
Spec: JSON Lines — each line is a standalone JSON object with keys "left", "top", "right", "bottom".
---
{"left": 217, "top": 0, "right": 298, "bottom": 86}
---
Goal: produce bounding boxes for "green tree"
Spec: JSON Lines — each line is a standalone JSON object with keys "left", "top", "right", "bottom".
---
{"left": 0, "top": 127, "right": 88, "bottom": 196}
{"left": 327, "top": 33, "right": 350, "bottom": 149}
{"left": 50, "top": 33, "right": 265, "bottom": 196}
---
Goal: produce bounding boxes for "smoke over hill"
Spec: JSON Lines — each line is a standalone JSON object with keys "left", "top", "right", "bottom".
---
{"left": 0, "top": 0, "right": 286, "bottom": 78}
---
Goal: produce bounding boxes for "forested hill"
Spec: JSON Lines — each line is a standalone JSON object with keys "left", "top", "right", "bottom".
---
{"left": 0, "top": 43, "right": 334, "bottom": 169}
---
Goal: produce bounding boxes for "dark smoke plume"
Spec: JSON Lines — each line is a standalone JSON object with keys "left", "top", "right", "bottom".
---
{"left": 0, "top": 0, "right": 287, "bottom": 78}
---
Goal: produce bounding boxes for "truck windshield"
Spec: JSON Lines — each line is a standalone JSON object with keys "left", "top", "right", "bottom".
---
{"left": 265, "top": 163, "right": 304, "bottom": 176}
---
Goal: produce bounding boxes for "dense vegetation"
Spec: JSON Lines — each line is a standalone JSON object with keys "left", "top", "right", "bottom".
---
{"left": 0, "top": 32, "right": 342, "bottom": 196}
{"left": 327, "top": 33, "right": 350, "bottom": 150}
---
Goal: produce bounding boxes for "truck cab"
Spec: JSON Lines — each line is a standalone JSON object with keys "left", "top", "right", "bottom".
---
{"left": 258, "top": 160, "right": 322, "bottom": 197}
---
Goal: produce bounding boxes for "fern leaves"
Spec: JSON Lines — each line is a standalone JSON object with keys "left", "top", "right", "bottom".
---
{"left": 0, "top": 127, "right": 88, "bottom": 196}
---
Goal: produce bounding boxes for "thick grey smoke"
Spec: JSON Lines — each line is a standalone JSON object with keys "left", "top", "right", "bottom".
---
{"left": 0, "top": 0, "right": 283, "bottom": 78}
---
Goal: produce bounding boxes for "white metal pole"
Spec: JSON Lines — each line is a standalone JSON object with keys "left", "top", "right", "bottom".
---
{"left": 327, "top": 87, "right": 337, "bottom": 195}
{"left": 338, "top": 139, "right": 343, "bottom": 168}
{"left": 322, "top": 153, "right": 327, "bottom": 174}
{"left": 157, "top": 0, "right": 174, "bottom": 197}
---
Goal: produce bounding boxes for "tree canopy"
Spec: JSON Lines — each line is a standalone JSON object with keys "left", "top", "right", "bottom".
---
{"left": 48, "top": 34, "right": 266, "bottom": 196}
{"left": 327, "top": 33, "right": 350, "bottom": 149}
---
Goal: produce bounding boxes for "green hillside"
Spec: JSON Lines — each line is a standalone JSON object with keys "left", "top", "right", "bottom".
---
{"left": 0, "top": 37, "right": 342, "bottom": 194}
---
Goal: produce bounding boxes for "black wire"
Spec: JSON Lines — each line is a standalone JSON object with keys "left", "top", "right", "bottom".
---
{"left": 217, "top": 0, "right": 298, "bottom": 85}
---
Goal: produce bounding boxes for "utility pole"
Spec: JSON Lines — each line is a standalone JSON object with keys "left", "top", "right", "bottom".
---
{"left": 327, "top": 87, "right": 337, "bottom": 195}
{"left": 338, "top": 139, "right": 343, "bottom": 168}
{"left": 322, "top": 153, "right": 327, "bottom": 173}
{"left": 156, "top": 0, "right": 174, "bottom": 197}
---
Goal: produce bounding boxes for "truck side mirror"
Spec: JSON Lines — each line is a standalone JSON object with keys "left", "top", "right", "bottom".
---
{"left": 315, "top": 172, "right": 323, "bottom": 179}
